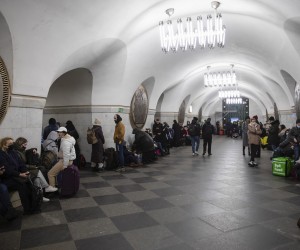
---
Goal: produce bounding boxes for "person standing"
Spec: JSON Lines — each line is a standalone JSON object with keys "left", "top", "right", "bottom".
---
{"left": 242, "top": 116, "right": 251, "bottom": 156}
{"left": 188, "top": 117, "right": 201, "bottom": 156}
{"left": 247, "top": 116, "right": 262, "bottom": 166}
{"left": 43, "top": 118, "right": 59, "bottom": 140}
{"left": 47, "top": 127, "right": 76, "bottom": 188}
{"left": 113, "top": 114, "right": 125, "bottom": 172}
{"left": 267, "top": 119, "right": 280, "bottom": 151}
{"left": 91, "top": 118, "right": 105, "bottom": 172}
{"left": 202, "top": 118, "right": 215, "bottom": 156}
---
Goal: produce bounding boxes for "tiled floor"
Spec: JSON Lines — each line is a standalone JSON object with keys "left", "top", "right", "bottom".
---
{"left": 1, "top": 136, "right": 300, "bottom": 250}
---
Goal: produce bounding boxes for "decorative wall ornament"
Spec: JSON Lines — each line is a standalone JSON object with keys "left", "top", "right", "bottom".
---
{"left": 129, "top": 85, "right": 149, "bottom": 129}
{"left": 178, "top": 100, "right": 186, "bottom": 124}
{"left": 0, "top": 57, "right": 10, "bottom": 124}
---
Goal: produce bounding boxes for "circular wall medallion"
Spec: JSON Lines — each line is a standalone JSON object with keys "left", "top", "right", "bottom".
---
{"left": 0, "top": 57, "right": 10, "bottom": 124}
{"left": 130, "top": 85, "right": 149, "bottom": 129}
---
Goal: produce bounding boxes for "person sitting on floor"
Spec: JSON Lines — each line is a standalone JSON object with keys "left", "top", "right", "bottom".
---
{"left": 0, "top": 137, "right": 39, "bottom": 215}
{"left": 0, "top": 166, "right": 18, "bottom": 221}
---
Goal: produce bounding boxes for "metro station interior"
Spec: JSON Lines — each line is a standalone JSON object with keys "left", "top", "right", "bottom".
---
{"left": 1, "top": 0, "right": 300, "bottom": 249}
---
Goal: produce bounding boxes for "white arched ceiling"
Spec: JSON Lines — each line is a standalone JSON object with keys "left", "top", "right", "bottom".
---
{"left": 0, "top": 0, "right": 300, "bottom": 114}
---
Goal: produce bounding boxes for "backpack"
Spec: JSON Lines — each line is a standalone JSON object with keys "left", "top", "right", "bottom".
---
{"left": 87, "top": 127, "right": 98, "bottom": 144}
{"left": 28, "top": 178, "right": 43, "bottom": 212}
{"left": 104, "top": 148, "right": 119, "bottom": 170}
{"left": 40, "top": 151, "right": 58, "bottom": 171}
{"left": 188, "top": 124, "right": 196, "bottom": 136}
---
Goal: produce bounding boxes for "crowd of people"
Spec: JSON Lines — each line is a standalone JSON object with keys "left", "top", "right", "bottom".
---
{"left": 3, "top": 112, "right": 299, "bottom": 223}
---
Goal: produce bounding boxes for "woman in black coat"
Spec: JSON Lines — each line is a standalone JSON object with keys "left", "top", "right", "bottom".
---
{"left": 91, "top": 119, "right": 105, "bottom": 171}
{"left": 0, "top": 137, "right": 36, "bottom": 215}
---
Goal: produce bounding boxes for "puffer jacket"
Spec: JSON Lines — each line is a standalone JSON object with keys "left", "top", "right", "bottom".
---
{"left": 248, "top": 122, "right": 262, "bottom": 145}
{"left": 58, "top": 134, "right": 76, "bottom": 168}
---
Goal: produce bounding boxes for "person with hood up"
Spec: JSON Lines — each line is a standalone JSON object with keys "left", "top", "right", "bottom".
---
{"left": 113, "top": 114, "right": 126, "bottom": 172}
{"left": 202, "top": 118, "right": 215, "bottom": 156}
{"left": 90, "top": 118, "right": 105, "bottom": 172}
{"left": 42, "top": 118, "right": 59, "bottom": 140}
{"left": 47, "top": 127, "right": 76, "bottom": 188}
{"left": 42, "top": 130, "right": 59, "bottom": 155}
{"left": 267, "top": 119, "right": 280, "bottom": 151}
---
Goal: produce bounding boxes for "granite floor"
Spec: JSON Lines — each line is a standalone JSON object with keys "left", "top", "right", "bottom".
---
{"left": 1, "top": 136, "right": 300, "bottom": 250}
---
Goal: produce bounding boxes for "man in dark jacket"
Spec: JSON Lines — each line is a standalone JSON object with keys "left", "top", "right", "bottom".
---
{"left": 267, "top": 119, "right": 280, "bottom": 151}
{"left": 188, "top": 117, "right": 201, "bottom": 156}
{"left": 202, "top": 118, "right": 215, "bottom": 156}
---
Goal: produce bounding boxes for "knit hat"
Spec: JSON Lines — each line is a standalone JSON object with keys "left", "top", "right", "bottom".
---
{"left": 93, "top": 118, "right": 101, "bottom": 126}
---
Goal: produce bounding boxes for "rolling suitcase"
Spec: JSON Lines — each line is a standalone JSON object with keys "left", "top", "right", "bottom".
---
{"left": 58, "top": 164, "right": 80, "bottom": 197}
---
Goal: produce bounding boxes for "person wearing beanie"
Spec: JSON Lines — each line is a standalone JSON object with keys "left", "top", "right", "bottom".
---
{"left": 247, "top": 116, "right": 262, "bottom": 166}
{"left": 242, "top": 116, "right": 251, "bottom": 156}
{"left": 287, "top": 118, "right": 300, "bottom": 161}
{"left": 90, "top": 118, "right": 105, "bottom": 172}
{"left": 202, "top": 117, "right": 215, "bottom": 156}
{"left": 113, "top": 114, "right": 126, "bottom": 172}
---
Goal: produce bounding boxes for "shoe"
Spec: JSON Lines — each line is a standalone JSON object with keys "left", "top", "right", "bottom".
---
{"left": 4, "top": 208, "right": 18, "bottom": 221}
{"left": 45, "top": 186, "right": 58, "bottom": 193}
{"left": 252, "top": 161, "right": 258, "bottom": 166}
{"left": 115, "top": 168, "right": 122, "bottom": 172}
{"left": 248, "top": 161, "right": 254, "bottom": 167}
{"left": 208, "top": 153, "right": 212, "bottom": 156}
{"left": 202, "top": 152, "right": 206, "bottom": 156}
{"left": 243, "top": 152, "right": 245, "bottom": 156}
{"left": 192, "top": 153, "right": 195, "bottom": 156}
{"left": 98, "top": 163, "right": 104, "bottom": 168}
{"left": 121, "top": 167, "right": 126, "bottom": 172}
{"left": 43, "top": 197, "right": 50, "bottom": 202}
{"left": 195, "top": 151, "right": 199, "bottom": 155}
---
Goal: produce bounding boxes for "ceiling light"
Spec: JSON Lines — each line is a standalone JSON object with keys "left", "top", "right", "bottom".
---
{"left": 204, "top": 64, "right": 236, "bottom": 87}
{"left": 159, "top": 1, "right": 226, "bottom": 53}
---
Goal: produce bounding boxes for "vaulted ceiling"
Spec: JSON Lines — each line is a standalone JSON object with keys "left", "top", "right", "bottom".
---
{"left": 0, "top": 0, "right": 299, "bottom": 116}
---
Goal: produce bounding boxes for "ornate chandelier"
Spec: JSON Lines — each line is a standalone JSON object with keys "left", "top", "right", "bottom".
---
{"left": 204, "top": 65, "right": 236, "bottom": 87}
{"left": 226, "top": 98, "right": 242, "bottom": 104}
{"left": 219, "top": 89, "right": 240, "bottom": 98}
{"left": 159, "top": 1, "right": 226, "bottom": 53}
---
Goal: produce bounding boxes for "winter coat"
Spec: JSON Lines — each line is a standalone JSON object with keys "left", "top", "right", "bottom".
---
{"left": 91, "top": 125, "right": 105, "bottom": 163}
{"left": 242, "top": 121, "right": 249, "bottom": 146}
{"left": 42, "top": 131, "right": 58, "bottom": 155}
{"left": 202, "top": 122, "right": 214, "bottom": 139}
{"left": 0, "top": 149, "right": 27, "bottom": 179}
{"left": 113, "top": 121, "right": 125, "bottom": 144}
{"left": 58, "top": 134, "right": 76, "bottom": 168}
{"left": 247, "top": 122, "right": 262, "bottom": 145}
{"left": 132, "top": 129, "right": 155, "bottom": 153}
{"left": 267, "top": 120, "right": 280, "bottom": 146}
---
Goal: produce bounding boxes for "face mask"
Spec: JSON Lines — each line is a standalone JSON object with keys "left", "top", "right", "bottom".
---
{"left": 297, "top": 125, "right": 300, "bottom": 128}
{"left": 7, "top": 144, "right": 13, "bottom": 150}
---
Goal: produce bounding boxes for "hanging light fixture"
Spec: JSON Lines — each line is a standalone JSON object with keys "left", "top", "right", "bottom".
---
{"left": 159, "top": 1, "right": 226, "bottom": 53}
{"left": 226, "top": 98, "right": 243, "bottom": 105}
{"left": 218, "top": 89, "right": 240, "bottom": 98}
{"left": 204, "top": 64, "right": 236, "bottom": 87}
